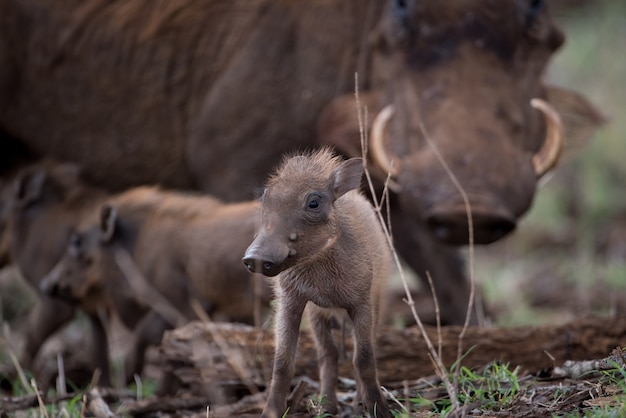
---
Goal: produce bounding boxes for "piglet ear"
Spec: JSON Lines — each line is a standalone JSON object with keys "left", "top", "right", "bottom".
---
{"left": 100, "top": 204, "right": 118, "bottom": 243}
{"left": 13, "top": 168, "right": 47, "bottom": 206}
{"left": 330, "top": 157, "right": 364, "bottom": 199}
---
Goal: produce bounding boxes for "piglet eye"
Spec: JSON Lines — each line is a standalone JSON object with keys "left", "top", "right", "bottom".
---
{"left": 69, "top": 234, "right": 82, "bottom": 257}
{"left": 70, "top": 234, "right": 81, "bottom": 249}
{"left": 305, "top": 193, "right": 325, "bottom": 213}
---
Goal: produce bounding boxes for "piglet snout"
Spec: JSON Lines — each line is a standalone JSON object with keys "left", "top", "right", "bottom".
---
{"left": 243, "top": 238, "right": 290, "bottom": 277}
{"left": 40, "top": 271, "right": 64, "bottom": 296}
{"left": 242, "top": 254, "right": 283, "bottom": 277}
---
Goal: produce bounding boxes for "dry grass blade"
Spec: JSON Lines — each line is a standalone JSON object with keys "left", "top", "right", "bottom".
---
{"left": 418, "top": 121, "right": 476, "bottom": 414}
{"left": 353, "top": 72, "right": 459, "bottom": 410}
{"left": 426, "top": 272, "right": 443, "bottom": 361}
{"left": 31, "top": 378, "right": 50, "bottom": 418}
{"left": 417, "top": 122, "right": 476, "bottom": 331}
{"left": 114, "top": 247, "right": 260, "bottom": 398}
{"left": 56, "top": 353, "right": 66, "bottom": 396}
{"left": 189, "top": 298, "right": 260, "bottom": 397}
{"left": 2, "top": 323, "right": 32, "bottom": 395}
{"left": 85, "top": 387, "right": 118, "bottom": 417}
{"left": 114, "top": 248, "right": 189, "bottom": 328}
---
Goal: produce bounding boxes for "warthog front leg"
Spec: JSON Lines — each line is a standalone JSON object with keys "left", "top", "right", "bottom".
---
{"left": 23, "top": 296, "right": 76, "bottom": 369}
{"left": 262, "top": 296, "right": 306, "bottom": 418}
{"left": 349, "top": 305, "right": 390, "bottom": 418}
{"left": 124, "top": 311, "right": 172, "bottom": 383}
{"left": 87, "top": 313, "right": 111, "bottom": 387}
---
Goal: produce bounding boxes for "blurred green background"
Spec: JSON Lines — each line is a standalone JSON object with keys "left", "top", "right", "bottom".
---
{"left": 476, "top": 0, "right": 626, "bottom": 326}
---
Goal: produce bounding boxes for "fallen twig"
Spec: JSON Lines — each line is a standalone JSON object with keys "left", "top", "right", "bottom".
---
{"left": 85, "top": 388, "right": 118, "bottom": 418}
{"left": 0, "top": 392, "right": 78, "bottom": 414}
{"left": 552, "top": 346, "right": 626, "bottom": 378}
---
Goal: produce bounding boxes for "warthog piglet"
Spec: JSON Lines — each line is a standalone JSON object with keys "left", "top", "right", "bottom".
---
{"left": 243, "top": 148, "right": 391, "bottom": 418}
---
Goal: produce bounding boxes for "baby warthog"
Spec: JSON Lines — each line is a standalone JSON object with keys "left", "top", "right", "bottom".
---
{"left": 243, "top": 149, "right": 391, "bottom": 418}
{"left": 41, "top": 186, "right": 270, "bottom": 385}
{"left": 6, "top": 162, "right": 109, "bottom": 384}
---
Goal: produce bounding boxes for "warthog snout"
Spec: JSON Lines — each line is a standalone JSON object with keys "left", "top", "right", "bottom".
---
{"left": 242, "top": 256, "right": 278, "bottom": 277}
{"left": 242, "top": 245, "right": 288, "bottom": 277}
{"left": 39, "top": 270, "right": 69, "bottom": 299}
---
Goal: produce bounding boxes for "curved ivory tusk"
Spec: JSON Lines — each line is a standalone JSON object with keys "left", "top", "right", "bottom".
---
{"left": 531, "top": 98, "right": 564, "bottom": 178}
{"left": 370, "top": 104, "right": 400, "bottom": 177}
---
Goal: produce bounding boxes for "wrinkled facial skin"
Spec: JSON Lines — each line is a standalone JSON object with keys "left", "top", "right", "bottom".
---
{"left": 374, "top": 0, "right": 564, "bottom": 244}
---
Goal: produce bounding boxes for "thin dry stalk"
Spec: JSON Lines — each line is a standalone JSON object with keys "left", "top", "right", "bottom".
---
{"left": 419, "top": 121, "right": 477, "bottom": 416}
{"left": 2, "top": 323, "right": 32, "bottom": 394}
{"left": 419, "top": 122, "right": 476, "bottom": 334}
{"left": 114, "top": 247, "right": 260, "bottom": 396}
{"left": 81, "top": 393, "right": 88, "bottom": 417}
{"left": 115, "top": 248, "right": 189, "bottom": 328}
{"left": 134, "top": 374, "right": 143, "bottom": 401}
{"left": 56, "top": 353, "right": 67, "bottom": 395}
{"left": 85, "top": 388, "right": 117, "bottom": 418}
{"left": 31, "top": 378, "right": 50, "bottom": 418}
{"left": 56, "top": 352, "right": 70, "bottom": 418}
{"left": 382, "top": 385, "right": 405, "bottom": 411}
{"left": 426, "top": 272, "right": 443, "bottom": 360}
{"left": 89, "top": 368, "right": 102, "bottom": 389}
{"left": 189, "top": 298, "right": 260, "bottom": 397}
{"left": 353, "top": 73, "right": 459, "bottom": 410}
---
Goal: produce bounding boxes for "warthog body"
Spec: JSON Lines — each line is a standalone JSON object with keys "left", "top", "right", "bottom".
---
{"left": 243, "top": 149, "right": 391, "bottom": 417}
{"left": 41, "top": 186, "right": 269, "bottom": 383}
{"left": 6, "top": 162, "right": 110, "bottom": 383}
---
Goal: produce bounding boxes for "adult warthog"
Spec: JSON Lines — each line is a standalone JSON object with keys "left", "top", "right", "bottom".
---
{"left": 0, "top": 0, "right": 603, "bottom": 324}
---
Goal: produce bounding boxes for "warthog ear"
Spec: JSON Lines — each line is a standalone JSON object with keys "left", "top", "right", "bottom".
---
{"left": 100, "top": 204, "right": 118, "bottom": 243}
{"left": 330, "top": 158, "right": 364, "bottom": 199}
{"left": 13, "top": 168, "right": 47, "bottom": 206}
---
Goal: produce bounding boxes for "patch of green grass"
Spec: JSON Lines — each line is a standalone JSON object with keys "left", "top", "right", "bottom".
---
{"left": 457, "top": 362, "right": 520, "bottom": 411}
{"left": 307, "top": 394, "right": 332, "bottom": 418}
{"left": 559, "top": 361, "right": 626, "bottom": 418}
{"left": 401, "top": 362, "right": 520, "bottom": 416}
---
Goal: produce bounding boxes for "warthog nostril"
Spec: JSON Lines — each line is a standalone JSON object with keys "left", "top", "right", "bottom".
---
{"left": 242, "top": 257, "right": 275, "bottom": 274}
{"left": 48, "top": 283, "right": 60, "bottom": 296}
{"left": 242, "top": 257, "right": 256, "bottom": 273}
{"left": 40, "top": 277, "right": 56, "bottom": 295}
{"left": 242, "top": 256, "right": 284, "bottom": 277}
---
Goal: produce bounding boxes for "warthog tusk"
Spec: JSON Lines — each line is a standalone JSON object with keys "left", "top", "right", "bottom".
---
{"left": 370, "top": 105, "right": 400, "bottom": 178}
{"left": 531, "top": 98, "right": 564, "bottom": 178}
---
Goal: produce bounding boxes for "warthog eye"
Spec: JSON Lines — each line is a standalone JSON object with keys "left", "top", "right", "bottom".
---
{"left": 70, "top": 234, "right": 81, "bottom": 248}
{"left": 306, "top": 193, "right": 323, "bottom": 210}
{"left": 304, "top": 193, "right": 329, "bottom": 222}
{"left": 525, "top": 0, "right": 544, "bottom": 27}
{"left": 69, "top": 234, "right": 82, "bottom": 257}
